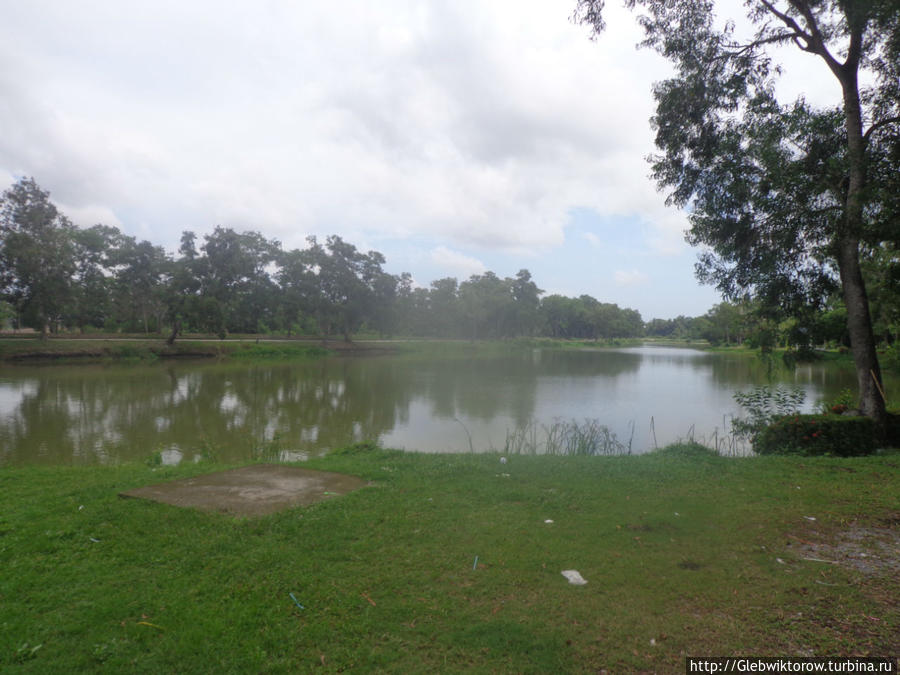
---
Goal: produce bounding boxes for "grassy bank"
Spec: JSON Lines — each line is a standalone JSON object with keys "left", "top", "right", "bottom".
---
{"left": 2, "top": 445, "right": 898, "bottom": 672}
{"left": 0, "top": 338, "right": 332, "bottom": 363}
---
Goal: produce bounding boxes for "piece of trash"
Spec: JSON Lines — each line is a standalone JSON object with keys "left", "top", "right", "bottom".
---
{"left": 544, "top": 519, "right": 554, "bottom": 524}
{"left": 499, "top": 456, "right": 507, "bottom": 464}
{"left": 361, "top": 592, "right": 376, "bottom": 607}
{"left": 289, "top": 592, "right": 305, "bottom": 610}
{"left": 89, "top": 537, "right": 100, "bottom": 543}
{"left": 499, "top": 473, "right": 510, "bottom": 478}
{"left": 473, "top": 555, "right": 479, "bottom": 570}
{"left": 650, "top": 638, "right": 657, "bottom": 647}
{"left": 802, "top": 557, "right": 839, "bottom": 564}
{"left": 78, "top": 505, "right": 84, "bottom": 511}
{"left": 673, "top": 512, "right": 680, "bottom": 517}
{"left": 803, "top": 516, "right": 817, "bottom": 521}
{"left": 561, "top": 570, "right": 588, "bottom": 585}
{"left": 776, "top": 558, "right": 786, "bottom": 565}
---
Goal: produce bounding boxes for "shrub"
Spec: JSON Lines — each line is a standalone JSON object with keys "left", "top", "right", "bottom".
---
{"left": 754, "top": 414, "right": 876, "bottom": 456}
{"left": 886, "top": 412, "right": 900, "bottom": 448}
{"left": 732, "top": 385, "right": 806, "bottom": 442}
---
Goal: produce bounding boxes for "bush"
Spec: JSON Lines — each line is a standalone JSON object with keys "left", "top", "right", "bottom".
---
{"left": 754, "top": 414, "right": 876, "bottom": 456}
{"left": 732, "top": 385, "right": 805, "bottom": 442}
{"left": 886, "top": 412, "right": 900, "bottom": 448}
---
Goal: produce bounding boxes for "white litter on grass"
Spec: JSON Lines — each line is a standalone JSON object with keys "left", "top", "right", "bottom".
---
{"left": 544, "top": 519, "right": 554, "bottom": 524}
{"left": 561, "top": 570, "right": 588, "bottom": 585}
{"left": 804, "top": 516, "right": 817, "bottom": 521}
{"left": 776, "top": 558, "right": 786, "bottom": 565}
{"left": 500, "top": 456, "right": 507, "bottom": 464}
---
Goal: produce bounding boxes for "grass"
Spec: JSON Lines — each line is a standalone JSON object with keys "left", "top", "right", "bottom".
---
{"left": 501, "top": 418, "right": 633, "bottom": 455}
{"left": 0, "top": 338, "right": 330, "bottom": 363}
{"left": 2, "top": 445, "right": 898, "bottom": 672}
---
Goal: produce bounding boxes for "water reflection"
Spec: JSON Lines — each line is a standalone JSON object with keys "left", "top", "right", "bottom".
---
{"left": 0, "top": 346, "right": 885, "bottom": 465}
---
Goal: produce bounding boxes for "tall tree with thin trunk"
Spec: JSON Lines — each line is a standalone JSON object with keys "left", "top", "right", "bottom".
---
{"left": 574, "top": 0, "right": 899, "bottom": 421}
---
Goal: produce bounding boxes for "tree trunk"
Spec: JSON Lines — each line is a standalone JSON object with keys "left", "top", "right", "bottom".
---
{"left": 836, "top": 236, "right": 885, "bottom": 420}
{"left": 166, "top": 320, "right": 180, "bottom": 346}
{"left": 837, "top": 61, "right": 886, "bottom": 422}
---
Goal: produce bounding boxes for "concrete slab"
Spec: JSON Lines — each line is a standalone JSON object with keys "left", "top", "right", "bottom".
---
{"left": 120, "top": 464, "right": 368, "bottom": 517}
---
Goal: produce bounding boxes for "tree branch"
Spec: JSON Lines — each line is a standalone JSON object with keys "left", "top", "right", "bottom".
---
{"left": 784, "top": 0, "right": 843, "bottom": 75}
{"left": 723, "top": 31, "right": 796, "bottom": 56}
{"left": 863, "top": 115, "right": 900, "bottom": 147}
{"left": 758, "top": 0, "right": 814, "bottom": 50}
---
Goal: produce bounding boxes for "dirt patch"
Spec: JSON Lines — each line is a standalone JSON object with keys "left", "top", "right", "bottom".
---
{"left": 791, "top": 520, "right": 900, "bottom": 576}
{"left": 120, "top": 464, "right": 368, "bottom": 517}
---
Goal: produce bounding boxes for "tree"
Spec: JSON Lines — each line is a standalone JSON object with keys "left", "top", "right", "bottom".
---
{"left": 111, "top": 233, "right": 168, "bottom": 333}
{"left": 428, "top": 277, "right": 462, "bottom": 337}
{"left": 162, "top": 231, "right": 204, "bottom": 344}
{"left": 200, "top": 227, "right": 279, "bottom": 335}
{"left": 574, "top": 0, "right": 899, "bottom": 421}
{"left": 510, "top": 269, "right": 543, "bottom": 336}
{"left": 70, "top": 224, "right": 121, "bottom": 331}
{"left": 304, "top": 235, "right": 390, "bottom": 341}
{"left": 0, "top": 178, "right": 77, "bottom": 338}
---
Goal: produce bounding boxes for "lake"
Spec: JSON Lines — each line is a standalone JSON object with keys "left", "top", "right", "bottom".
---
{"left": 0, "top": 345, "right": 889, "bottom": 465}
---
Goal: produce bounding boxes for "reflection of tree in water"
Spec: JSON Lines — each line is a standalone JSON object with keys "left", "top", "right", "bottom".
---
{"left": 0, "top": 349, "right": 754, "bottom": 465}
{"left": 419, "top": 350, "right": 642, "bottom": 426}
{"left": 0, "top": 359, "right": 420, "bottom": 464}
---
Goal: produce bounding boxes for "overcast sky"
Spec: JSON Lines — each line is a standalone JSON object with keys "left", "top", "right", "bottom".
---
{"left": 0, "top": 1, "right": 840, "bottom": 319}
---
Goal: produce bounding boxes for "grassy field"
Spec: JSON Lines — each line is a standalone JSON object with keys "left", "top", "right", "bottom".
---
{"left": 1, "top": 444, "right": 898, "bottom": 672}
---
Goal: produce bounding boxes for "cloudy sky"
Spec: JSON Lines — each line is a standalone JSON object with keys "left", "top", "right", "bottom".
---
{"left": 0, "top": 1, "right": 838, "bottom": 319}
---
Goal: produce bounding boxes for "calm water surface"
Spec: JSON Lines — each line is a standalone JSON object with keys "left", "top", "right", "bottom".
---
{"left": 0, "top": 346, "right": 889, "bottom": 465}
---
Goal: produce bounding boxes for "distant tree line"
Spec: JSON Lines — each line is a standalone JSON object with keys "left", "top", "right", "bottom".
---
{"left": 3, "top": 178, "right": 896, "bottom": 348}
{"left": 0, "top": 178, "right": 650, "bottom": 341}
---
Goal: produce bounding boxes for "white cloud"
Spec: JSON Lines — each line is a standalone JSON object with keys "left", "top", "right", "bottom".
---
{"left": 429, "top": 246, "right": 487, "bottom": 280}
{"left": 0, "top": 0, "right": 839, "bottom": 317}
{"left": 584, "top": 232, "right": 602, "bottom": 247}
{"left": 0, "top": 1, "right": 673, "bottom": 254}
{"left": 614, "top": 269, "right": 650, "bottom": 287}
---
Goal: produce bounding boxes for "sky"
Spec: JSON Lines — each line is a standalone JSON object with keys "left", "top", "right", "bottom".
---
{"left": 0, "top": 1, "right": 841, "bottom": 320}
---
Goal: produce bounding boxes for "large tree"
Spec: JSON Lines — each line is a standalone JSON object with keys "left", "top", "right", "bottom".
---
{"left": 0, "top": 178, "right": 77, "bottom": 338}
{"left": 575, "top": 0, "right": 899, "bottom": 420}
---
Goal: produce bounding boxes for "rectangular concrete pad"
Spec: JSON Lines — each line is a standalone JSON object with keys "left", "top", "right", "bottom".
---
{"left": 120, "top": 464, "right": 368, "bottom": 517}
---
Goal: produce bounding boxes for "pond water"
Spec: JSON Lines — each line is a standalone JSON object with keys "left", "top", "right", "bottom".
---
{"left": 0, "top": 345, "right": 891, "bottom": 465}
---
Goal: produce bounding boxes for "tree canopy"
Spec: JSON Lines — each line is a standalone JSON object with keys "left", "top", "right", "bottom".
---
{"left": 574, "top": 0, "right": 900, "bottom": 420}
{"left": 0, "top": 177, "right": 649, "bottom": 343}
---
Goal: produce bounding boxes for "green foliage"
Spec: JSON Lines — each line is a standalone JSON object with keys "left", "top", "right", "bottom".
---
{"left": 329, "top": 440, "right": 383, "bottom": 456}
{"left": 732, "top": 385, "right": 806, "bottom": 442}
{"left": 754, "top": 414, "right": 876, "bottom": 457}
{"left": 882, "top": 343, "right": 900, "bottom": 372}
{"left": 819, "top": 388, "right": 856, "bottom": 415}
{"left": 573, "top": 0, "right": 899, "bottom": 419}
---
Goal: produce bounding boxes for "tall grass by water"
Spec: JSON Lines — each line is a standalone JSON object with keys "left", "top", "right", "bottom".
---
{"left": 500, "top": 418, "right": 632, "bottom": 456}
{"left": 498, "top": 417, "right": 752, "bottom": 457}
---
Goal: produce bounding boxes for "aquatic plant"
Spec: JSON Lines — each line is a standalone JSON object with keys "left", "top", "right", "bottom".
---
{"left": 502, "top": 418, "right": 628, "bottom": 456}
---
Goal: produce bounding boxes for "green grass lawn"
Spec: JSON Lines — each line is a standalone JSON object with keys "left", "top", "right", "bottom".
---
{"left": 1, "top": 445, "right": 898, "bottom": 673}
